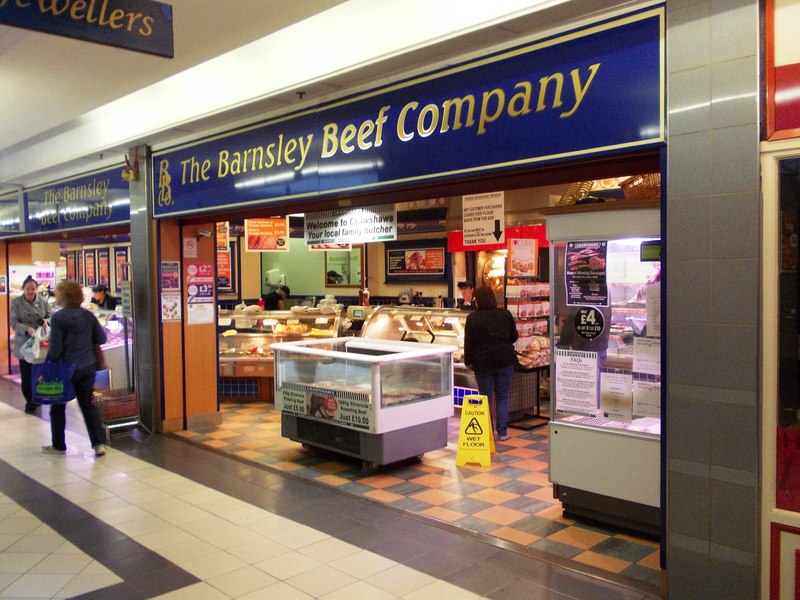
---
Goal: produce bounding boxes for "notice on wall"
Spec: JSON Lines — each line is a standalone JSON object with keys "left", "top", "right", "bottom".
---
{"left": 646, "top": 282, "right": 661, "bottom": 338}
{"left": 97, "top": 249, "right": 110, "bottom": 286}
{"left": 555, "top": 349, "right": 598, "bottom": 417}
{"left": 386, "top": 247, "right": 445, "bottom": 275}
{"left": 600, "top": 368, "right": 633, "bottom": 422}
{"left": 183, "top": 237, "right": 197, "bottom": 259}
{"left": 633, "top": 337, "right": 661, "bottom": 375}
{"left": 633, "top": 376, "right": 661, "bottom": 419}
{"left": 160, "top": 261, "right": 180, "bottom": 291}
{"left": 0, "top": 275, "right": 6, "bottom": 294}
{"left": 161, "top": 292, "right": 181, "bottom": 322}
{"left": 216, "top": 221, "right": 230, "bottom": 251}
{"left": 462, "top": 191, "right": 505, "bottom": 246}
{"left": 186, "top": 263, "right": 214, "bottom": 325}
{"left": 565, "top": 241, "right": 608, "bottom": 306}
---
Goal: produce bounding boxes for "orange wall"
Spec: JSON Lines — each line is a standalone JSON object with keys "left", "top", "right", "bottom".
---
{"left": 181, "top": 223, "right": 219, "bottom": 426}
{"left": 159, "top": 221, "right": 186, "bottom": 431}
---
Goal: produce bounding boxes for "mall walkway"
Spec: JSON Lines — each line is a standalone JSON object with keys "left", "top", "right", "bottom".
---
{"left": 0, "top": 378, "right": 660, "bottom": 599}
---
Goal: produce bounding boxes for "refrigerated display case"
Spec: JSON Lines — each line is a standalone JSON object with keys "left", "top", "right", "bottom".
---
{"left": 271, "top": 337, "right": 454, "bottom": 469}
{"left": 217, "top": 308, "right": 341, "bottom": 401}
{"left": 547, "top": 207, "right": 662, "bottom": 536}
{"left": 360, "top": 305, "right": 547, "bottom": 419}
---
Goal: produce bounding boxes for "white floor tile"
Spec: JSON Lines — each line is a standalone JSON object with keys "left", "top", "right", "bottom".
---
{"left": 5, "top": 534, "right": 64, "bottom": 554}
{"left": 207, "top": 565, "right": 279, "bottom": 597}
{"left": 284, "top": 564, "right": 357, "bottom": 598}
{"left": 149, "top": 581, "right": 233, "bottom": 599}
{"left": 236, "top": 580, "right": 314, "bottom": 600}
{"left": 267, "top": 524, "right": 329, "bottom": 550}
{"left": 296, "top": 537, "right": 361, "bottom": 563}
{"left": 179, "top": 551, "right": 248, "bottom": 580}
{"left": 0, "top": 572, "right": 72, "bottom": 598}
{"left": 134, "top": 526, "right": 197, "bottom": 550}
{"left": 224, "top": 537, "right": 290, "bottom": 563}
{"left": 252, "top": 550, "right": 322, "bottom": 580}
{"left": 365, "top": 564, "right": 436, "bottom": 597}
{"left": 0, "top": 518, "right": 39, "bottom": 536}
{"left": 402, "top": 579, "right": 482, "bottom": 600}
{"left": 28, "top": 552, "right": 92, "bottom": 575}
{"left": 329, "top": 549, "right": 398, "bottom": 579}
{"left": 0, "top": 552, "right": 46, "bottom": 574}
{"left": 113, "top": 515, "right": 174, "bottom": 538}
{"left": 157, "top": 537, "right": 220, "bottom": 565}
{"left": 320, "top": 579, "right": 398, "bottom": 600}
{"left": 52, "top": 572, "right": 122, "bottom": 599}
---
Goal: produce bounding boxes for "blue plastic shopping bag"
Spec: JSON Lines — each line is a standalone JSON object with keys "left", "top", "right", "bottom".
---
{"left": 31, "top": 359, "right": 76, "bottom": 405}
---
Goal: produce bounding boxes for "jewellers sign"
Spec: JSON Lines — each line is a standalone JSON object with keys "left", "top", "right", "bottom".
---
{"left": 0, "top": 0, "right": 174, "bottom": 58}
{"left": 153, "top": 6, "right": 664, "bottom": 218}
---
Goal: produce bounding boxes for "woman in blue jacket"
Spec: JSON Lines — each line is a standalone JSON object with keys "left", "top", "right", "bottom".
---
{"left": 43, "top": 280, "right": 107, "bottom": 456}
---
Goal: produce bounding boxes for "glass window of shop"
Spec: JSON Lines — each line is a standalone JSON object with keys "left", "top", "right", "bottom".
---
{"left": 777, "top": 156, "right": 800, "bottom": 511}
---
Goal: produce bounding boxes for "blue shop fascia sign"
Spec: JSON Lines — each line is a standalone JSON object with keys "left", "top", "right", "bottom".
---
{"left": 153, "top": 6, "right": 665, "bottom": 219}
{"left": 24, "top": 165, "right": 130, "bottom": 235}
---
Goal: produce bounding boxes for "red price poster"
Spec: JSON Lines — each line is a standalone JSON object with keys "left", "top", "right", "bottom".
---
{"left": 216, "top": 221, "right": 230, "bottom": 250}
{"left": 84, "top": 251, "right": 97, "bottom": 286}
{"left": 114, "top": 248, "right": 128, "bottom": 290}
{"left": 97, "top": 248, "right": 110, "bottom": 285}
{"left": 66, "top": 253, "right": 76, "bottom": 280}
{"left": 245, "top": 217, "right": 289, "bottom": 252}
{"left": 217, "top": 250, "right": 232, "bottom": 288}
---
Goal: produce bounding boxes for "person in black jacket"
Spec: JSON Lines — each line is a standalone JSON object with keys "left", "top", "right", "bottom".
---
{"left": 262, "top": 285, "right": 290, "bottom": 310}
{"left": 463, "top": 286, "right": 518, "bottom": 441}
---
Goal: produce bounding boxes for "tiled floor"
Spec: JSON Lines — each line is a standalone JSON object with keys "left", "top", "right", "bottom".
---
{"left": 174, "top": 400, "right": 661, "bottom": 590}
{"left": 0, "top": 376, "right": 661, "bottom": 599}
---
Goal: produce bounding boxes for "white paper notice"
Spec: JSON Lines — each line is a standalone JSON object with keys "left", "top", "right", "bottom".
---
{"left": 555, "top": 349, "right": 598, "bottom": 417}
{"left": 633, "top": 337, "right": 661, "bottom": 376}
{"left": 633, "top": 378, "right": 661, "bottom": 418}
{"left": 161, "top": 292, "right": 181, "bottom": 322}
{"left": 646, "top": 282, "right": 661, "bottom": 338}
{"left": 187, "top": 303, "right": 214, "bottom": 325}
{"left": 600, "top": 370, "right": 633, "bottom": 422}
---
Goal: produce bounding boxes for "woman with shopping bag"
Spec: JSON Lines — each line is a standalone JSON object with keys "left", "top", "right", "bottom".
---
{"left": 10, "top": 276, "right": 51, "bottom": 414}
{"left": 41, "top": 280, "right": 108, "bottom": 456}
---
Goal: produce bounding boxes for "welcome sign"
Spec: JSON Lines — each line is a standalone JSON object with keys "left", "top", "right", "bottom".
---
{"left": 153, "top": 6, "right": 664, "bottom": 218}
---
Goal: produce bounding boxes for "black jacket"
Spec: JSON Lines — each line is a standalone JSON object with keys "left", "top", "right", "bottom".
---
{"left": 464, "top": 307, "right": 518, "bottom": 371}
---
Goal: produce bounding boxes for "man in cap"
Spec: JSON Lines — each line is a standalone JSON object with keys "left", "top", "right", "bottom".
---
{"left": 457, "top": 280, "right": 476, "bottom": 310}
{"left": 91, "top": 284, "right": 117, "bottom": 310}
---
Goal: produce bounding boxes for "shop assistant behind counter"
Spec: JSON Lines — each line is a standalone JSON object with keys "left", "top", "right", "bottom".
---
{"left": 263, "top": 285, "right": 291, "bottom": 310}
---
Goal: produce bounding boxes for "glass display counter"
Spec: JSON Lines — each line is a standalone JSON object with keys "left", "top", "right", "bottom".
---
{"left": 360, "top": 306, "right": 548, "bottom": 421}
{"left": 218, "top": 308, "right": 341, "bottom": 402}
{"left": 547, "top": 207, "right": 662, "bottom": 536}
{"left": 272, "top": 337, "right": 454, "bottom": 470}
{"left": 92, "top": 309, "right": 133, "bottom": 390}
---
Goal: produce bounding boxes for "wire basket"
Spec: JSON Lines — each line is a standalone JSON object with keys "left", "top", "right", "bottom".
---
{"left": 557, "top": 181, "right": 594, "bottom": 206}
{"left": 620, "top": 173, "right": 661, "bottom": 201}
{"left": 93, "top": 389, "right": 138, "bottom": 422}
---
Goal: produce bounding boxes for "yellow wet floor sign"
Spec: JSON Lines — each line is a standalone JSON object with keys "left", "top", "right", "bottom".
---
{"left": 456, "top": 394, "right": 495, "bottom": 467}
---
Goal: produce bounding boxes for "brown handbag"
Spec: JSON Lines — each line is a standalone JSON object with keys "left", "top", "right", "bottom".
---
{"left": 94, "top": 345, "right": 108, "bottom": 370}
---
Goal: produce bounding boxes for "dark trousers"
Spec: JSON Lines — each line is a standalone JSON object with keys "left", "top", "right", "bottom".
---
{"left": 19, "top": 359, "right": 33, "bottom": 407}
{"left": 49, "top": 364, "right": 106, "bottom": 450}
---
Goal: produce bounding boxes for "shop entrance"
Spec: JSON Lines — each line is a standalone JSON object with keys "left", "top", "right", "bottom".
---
{"left": 167, "top": 153, "right": 663, "bottom": 594}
